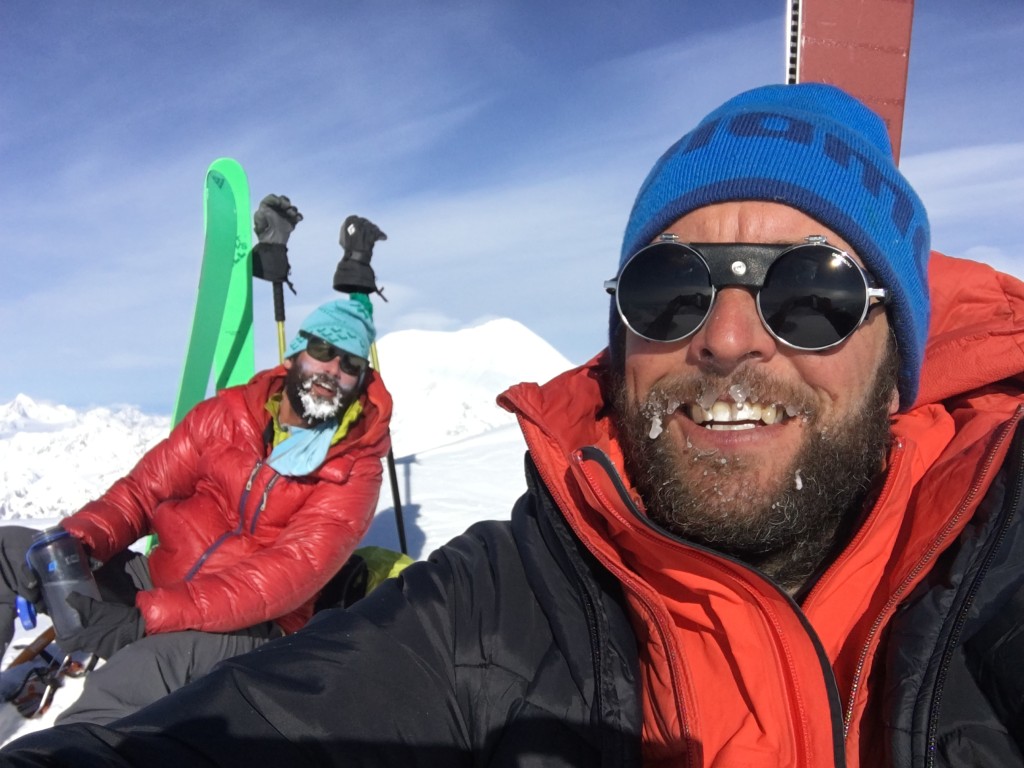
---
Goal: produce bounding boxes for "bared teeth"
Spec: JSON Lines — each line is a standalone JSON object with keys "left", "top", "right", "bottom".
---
{"left": 688, "top": 400, "right": 784, "bottom": 427}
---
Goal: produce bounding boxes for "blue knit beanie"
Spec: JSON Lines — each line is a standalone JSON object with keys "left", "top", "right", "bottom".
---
{"left": 616, "top": 83, "right": 930, "bottom": 409}
{"left": 287, "top": 299, "right": 375, "bottom": 360}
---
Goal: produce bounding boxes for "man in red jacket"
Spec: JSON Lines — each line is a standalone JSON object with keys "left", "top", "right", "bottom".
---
{"left": 0, "top": 297, "right": 393, "bottom": 724}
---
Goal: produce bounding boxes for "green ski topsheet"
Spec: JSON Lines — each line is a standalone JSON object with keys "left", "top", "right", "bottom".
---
{"left": 172, "top": 158, "right": 254, "bottom": 427}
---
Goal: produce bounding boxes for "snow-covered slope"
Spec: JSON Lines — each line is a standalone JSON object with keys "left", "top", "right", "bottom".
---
{"left": 377, "top": 317, "right": 572, "bottom": 455}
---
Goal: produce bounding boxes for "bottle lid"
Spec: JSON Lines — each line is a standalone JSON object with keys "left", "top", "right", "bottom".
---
{"left": 29, "top": 526, "right": 70, "bottom": 547}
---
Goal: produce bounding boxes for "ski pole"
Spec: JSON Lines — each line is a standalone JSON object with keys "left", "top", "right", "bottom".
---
{"left": 273, "top": 282, "right": 287, "bottom": 364}
{"left": 369, "top": 341, "right": 408, "bottom": 555}
{"left": 334, "top": 215, "right": 407, "bottom": 555}
{"left": 252, "top": 195, "right": 302, "bottom": 365}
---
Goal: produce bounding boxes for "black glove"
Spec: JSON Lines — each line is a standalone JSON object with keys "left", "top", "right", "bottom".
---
{"left": 253, "top": 194, "right": 303, "bottom": 246}
{"left": 62, "top": 593, "right": 145, "bottom": 660}
{"left": 252, "top": 194, "right": 302, "bottom": 283}
{"left": 339, "top": 215, "right": 386, "bottom": 263}
{"left": 334, "top": 215, "right": 387, "bottom": 295}
{"left": 0, "top": 526, "right": 43, "bottom": 656}
{"left": 0, "top": 526, "right": 41, "bottom": 605}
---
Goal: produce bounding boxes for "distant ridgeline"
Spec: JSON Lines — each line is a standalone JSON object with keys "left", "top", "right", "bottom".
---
{"left": 0, "top": 395, "right": 169, "bottom": 521}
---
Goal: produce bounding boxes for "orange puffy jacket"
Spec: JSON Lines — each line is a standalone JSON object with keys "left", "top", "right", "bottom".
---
{"left": 500, "top": 251, "right": 1024, "bottom": 767}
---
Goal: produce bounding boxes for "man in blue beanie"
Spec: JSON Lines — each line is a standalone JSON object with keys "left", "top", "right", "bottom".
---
{"left": 0, "top": 298, "right": 393, "bottom": 725}
{"left": 6, "top": 85, "right": 1024, "bottom": 768}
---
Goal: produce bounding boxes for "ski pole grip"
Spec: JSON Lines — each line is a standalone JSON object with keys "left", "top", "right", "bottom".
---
{"left": 273, "top": 281, "right": 286, "bottom": 323}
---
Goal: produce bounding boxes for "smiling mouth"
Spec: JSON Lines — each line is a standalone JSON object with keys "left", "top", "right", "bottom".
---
{"left": 642, "top": 381, "right": 813, "bottom": 440}
{"left": 687, "top": 400, "right": 790, "bottom": 430}
{"left": 304, "top": 375, "right": 340, "bottom": 397}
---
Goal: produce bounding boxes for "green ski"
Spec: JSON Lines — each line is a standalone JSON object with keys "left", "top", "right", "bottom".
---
{"left": 172, "top": 158, "right": 254, "bottom": 427}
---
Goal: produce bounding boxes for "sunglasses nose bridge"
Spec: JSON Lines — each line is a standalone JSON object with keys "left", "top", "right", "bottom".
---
{"left": 691, "top": 285, "right": 780, "bottom": 368}
{"left": 705, "top": 253, "right": 770, "bottom": 290}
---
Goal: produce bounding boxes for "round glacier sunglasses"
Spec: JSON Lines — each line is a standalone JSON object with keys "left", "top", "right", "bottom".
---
{"left": 605, "top": 235, "right": 888, "bottom": 351}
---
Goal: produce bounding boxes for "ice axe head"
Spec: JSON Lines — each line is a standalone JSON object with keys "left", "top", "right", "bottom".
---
{"left": 334, "top": 215, "right": 387, "bottom": 296}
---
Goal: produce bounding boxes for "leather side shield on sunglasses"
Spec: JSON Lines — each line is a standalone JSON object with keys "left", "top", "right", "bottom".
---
{"left": 605, "top": 235, "right": 887, "bottom": 351}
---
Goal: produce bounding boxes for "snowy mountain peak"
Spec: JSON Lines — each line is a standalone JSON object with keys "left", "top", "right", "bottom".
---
{"left": 379, "top": 318, "right": 569, "bottom": 379}
{"left": 0, "top": 401, "right": 170, "bottom": 521}
{"left": 377, "top": 318, "right": 572, "bottom": 455}
{"left": 0, "top": 394, "right": 78, "bottom": 436}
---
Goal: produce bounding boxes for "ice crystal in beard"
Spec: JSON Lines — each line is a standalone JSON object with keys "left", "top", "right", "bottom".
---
{"left": 298, "top": 373, "right": 346, "bottom": 422}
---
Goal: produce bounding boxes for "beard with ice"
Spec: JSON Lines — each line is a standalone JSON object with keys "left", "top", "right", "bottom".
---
{"left": 611, "top": 338, "right": 897, "bottom": 593}
{"left": 284, "top": 359, "right": 350, "bottom": 426}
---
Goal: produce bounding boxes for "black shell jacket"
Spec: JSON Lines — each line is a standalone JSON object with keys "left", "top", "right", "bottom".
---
{"left": 884, "top": 422, "right": 1024, "bottom": 766}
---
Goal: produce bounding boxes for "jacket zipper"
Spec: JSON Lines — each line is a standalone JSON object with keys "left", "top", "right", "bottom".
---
{"left": 184, "top": 460, "right": 279, "bottom": 581}
{"left": 570, "top": 450, "right": 697, "bottom": 768}
{"left": 523, "top": 443, "right": 643, "bottom": 764}
{"left": 923, "top": 414, "right": 1024, "bottom": 765}
{"left": 800, "top": 442, "right": 905, "bottom": 738}
{"left": 249, "top": 473, "right": 281, "bottom": 533}
{"left": 843, "top": 409, "right": 1024, "bottom": 737}
{"left": 577, "top": 577, "right": 607, "bottom": 754}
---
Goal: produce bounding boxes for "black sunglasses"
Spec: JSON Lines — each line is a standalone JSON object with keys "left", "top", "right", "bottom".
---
{"left": 605, "top": 235, "right": 888, "bottom": 352}
{"left": 299, "top": 331, "right": 369, "bottom": 376}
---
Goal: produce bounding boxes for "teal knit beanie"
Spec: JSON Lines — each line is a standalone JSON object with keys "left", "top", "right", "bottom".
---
{"left": 287, "top": 299, "right": 375, "bottom": 360}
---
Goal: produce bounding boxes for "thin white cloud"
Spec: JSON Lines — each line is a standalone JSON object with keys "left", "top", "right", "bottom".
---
{"left": 901, "top": 143, "right": 1024, "bottom": 276}
{"left": 902, "top": 143, "right": 1024, "bottom": 222}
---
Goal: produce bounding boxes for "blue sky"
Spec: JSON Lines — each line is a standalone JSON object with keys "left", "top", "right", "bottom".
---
{"left": 2, "top": 1, "right": 1022, "bottom": 412}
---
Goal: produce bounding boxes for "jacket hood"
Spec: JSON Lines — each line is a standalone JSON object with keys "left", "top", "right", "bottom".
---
{"left": 915, "top": 251, "right": 1024, "bottom": 408}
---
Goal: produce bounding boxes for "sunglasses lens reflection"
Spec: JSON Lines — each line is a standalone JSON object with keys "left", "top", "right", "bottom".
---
{"left": 616, "top": 243, "right": 713, "bottom": 342}
{"left": 339, "top": 354, "right": 367, "bottom": 377}
{"left": 305, "top": 340, "right": 337, "bottom": 363}
{"left": 759, "top": 246, "right": 867, "bottom": 349}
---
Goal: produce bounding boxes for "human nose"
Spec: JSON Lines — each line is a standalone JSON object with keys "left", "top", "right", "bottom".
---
{"left": 687, "top": 287, "right": 778, "bottom": 373}
{"left": 324, "top": 357, "right": 360, "bottom": 389}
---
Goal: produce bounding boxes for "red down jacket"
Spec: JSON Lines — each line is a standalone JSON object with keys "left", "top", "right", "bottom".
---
{"left": 62, "top": 366, "right": 393, "bottom": 635}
